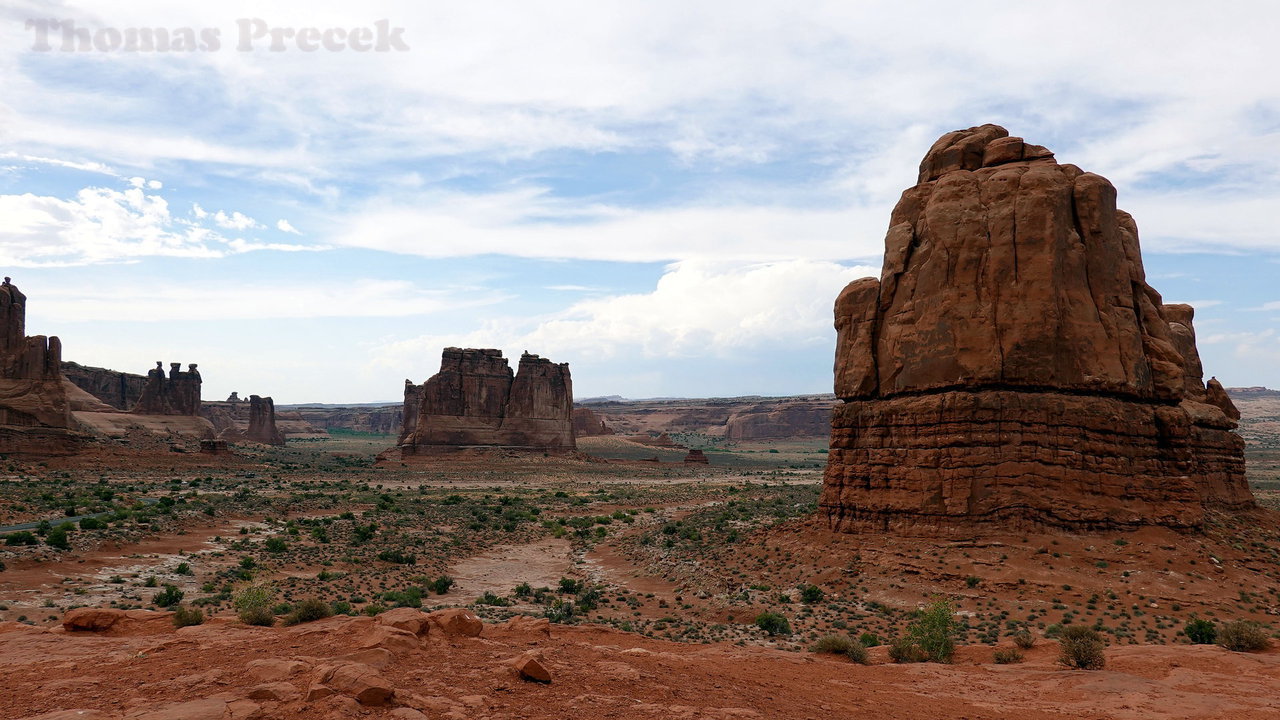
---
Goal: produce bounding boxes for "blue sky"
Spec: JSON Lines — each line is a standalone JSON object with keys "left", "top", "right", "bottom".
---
{"left": 1, "top": 1, "right": 1277, "bottom": 403}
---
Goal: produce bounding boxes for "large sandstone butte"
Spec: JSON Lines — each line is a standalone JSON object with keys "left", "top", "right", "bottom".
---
{"left": 395, "top": 348, "right": 575, "bottom": 455}
{"left": 132, "top": 361, "right": 202, "bottom": 415}
{"left": 821, "top": 124, "right": 1253, "bottom": 534}
{"left": 0, "top": 279, "right": 79, "bottom": 454}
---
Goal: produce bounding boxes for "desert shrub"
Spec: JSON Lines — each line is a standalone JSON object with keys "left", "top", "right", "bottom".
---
{"left": 174, "top": 562, "right": 193, "bottom": 576}
{"left": 846, "top": 640, "right": 869, "bottom": 664}
{"left": 382, "top": 587, "right": 423, "bottom": 608}
{"left": 362, "top": 604, "right": 387, "bottom": 616}
{"left": 1058, "top": 626, "right": 1105, "bottom": 669}
{"left": 475, "top": 591, "right": 512, "bottom": 606}
{"left": 429, "top": 575, "right": 454, "bottom": 595}
{"left": 1217, "top": 620, "right": 1270, "bottom": 652}
{"left": 331, "top": 600, "right": 353, "bottom": 615}
{"left": 799, "top": 584, "right": 825, "bottom": 603}
{"left": 1184, "top": 618, "right": 1217, "bottom": 645}
{"left": 544, "top": 599, "right": 576, "bottom": 623}
{"left": 234, "top": 584, "right": 275, "bottom": 626}
{"left": 264, "top": 537, "right": 287, "bottom": 553}
{"left": 993, "top": 648, "right": 1024, "bottom": 664}
{"left": 79, "top": 517, "right": 106, "bottom": 530}
{"left": 376, "top": 549, "right": 416, "bottom": 564}
{"left": 4, "top": 531, "right": 37, "bottom": 546}
{"left": 965, "top": 576, "right": 981, "bottom": 588}
{"left": 811, "top": 634, "right": 854, "bottom": 654}
{"left": 755, "top": 612, "right": 791, "bottom": 636}
{"left": 576, "top": 586, "right": 602, "bottom": 611}
{"left": 45, "top": 523, "right": 73, "bottom": 550}
{"left": 558, "top": 577, "right": 583, "bottom": 594}
{"left": 172, "top": 606, "right": 204, "bottom": 628}
{"left": 858, "top": 632, "right": 881, "bottom": 647}
{"left": 1012, "top": 629, "right": 1036, "bottom": 649}
{"left": 283, "top": 597, "right": 333, "bottom": 626}
{"left": 153, "top": 584, "right": 184, "bottom": 608}
{"left": 513, "top": 582, "right": 533, "bottom": 597}
{"left": 905, "top": 599, "right": 957, "bottom": 663}
{"left": 888, "top": 636, "right": 928, "bottom": 663}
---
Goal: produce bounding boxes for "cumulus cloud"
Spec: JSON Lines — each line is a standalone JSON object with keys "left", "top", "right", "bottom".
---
{"left": 0, "top": 179, "right": 319, "bottom": 266}
{"left": 276, "top": 219, "right": 301, "bottom": 234}
{"left": 370, "top": 259, "right": 877, "bottom": 369}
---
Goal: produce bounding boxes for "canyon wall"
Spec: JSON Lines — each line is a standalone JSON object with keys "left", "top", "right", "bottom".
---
{"left": 0, "top": 279, "right": 79, "bottom": 454}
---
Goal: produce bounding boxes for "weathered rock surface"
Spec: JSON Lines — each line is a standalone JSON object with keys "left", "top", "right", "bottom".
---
{"left": 132, "top": 362, "right": 201, "bottom": 416}
{"left": 60, "top": 362, "right": 148, "bottom": 411}
{"left": 821, "top": 124, "right": 1253, "bottom": 534}
{"left": 396, "top": 348, "right": 575, "bottom": 455}
{"left": 683, "top": 449, "right": 709, "bottom": 464}
{"left": 0, "top": 280, "right": 79, "bottom": 455}
{"left": 572, "top": 406, "right": 615, "bottom": 437}
{"left": 724, "top": 402, "right": 832, "bottom": 440}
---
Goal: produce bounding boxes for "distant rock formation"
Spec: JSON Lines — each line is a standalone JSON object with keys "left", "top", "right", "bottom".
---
{"left": 572, "top": 407, "right": 615, "bottom": 437}
{"left": 0, "top": 279, "right": 79, "bottom": 454}
{"left": 683, "top": 449, "right": 709, "bottom": 464}
{"left": 132, "top": 361, "right": 202, "bottom": 415}
{"left": 821, "top": 125, "right": 1252, "bottom": 534}
{"left": 61, "top": 361, "right": 148, "bottom": 411}
{"left": 395, "top": 348, "right": 575, "bottom": 455}
{"left": 725, "top": 402, "right": 832, "bottom": 440}
{"left": 204, "top": 394, "right": 285, "bottom": 445}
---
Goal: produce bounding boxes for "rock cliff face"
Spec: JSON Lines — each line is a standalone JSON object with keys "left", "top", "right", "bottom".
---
{"left": 821, "top": 125, "right": 1252, "bottom": 534}
{"left": 397, "top": 348, "right": 575, "bottom": 455}
{"left": 132, "top": 362, "right": 202, "bottom": 415}
{"left": 0, "top": 280, "right": 78, "bottom": 454}
{"left": 572, "top": 407, "right": 615, "bottom": 437}
{"left": 60, "top": 361, "right": 147, "bottom": 411}
{"left": 725, "top": 402, "right": 832, "bottom": 440}
{"left": 205, "top": 395, "right": 285, "bottom": 445}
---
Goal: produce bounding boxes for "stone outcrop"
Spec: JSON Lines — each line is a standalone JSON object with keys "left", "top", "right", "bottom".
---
{"left": 572, "top": 407, "right": 615, "bottom": 437}
{"left": 724, "top": 402, "right": 832, "bottom": 440}
{"left": 132, "top": 362, "right": 202, "bottom": 415}
{"left": 396, "top": 348, "right": 575, "bottom": 455}
{"left": 60, "top": 361, "right": 148, "bottom": 410}
{"left": 208, "top": 394, "right": 285, "bottom": 445}
{"left": 683, "top": 449, "right": 709, "bottom": 464}
{"left": 820, "top": 124, "right": 1252, "bottom": 534}
{"left": 0, "top": 279, "right": 79, "bottom": 454}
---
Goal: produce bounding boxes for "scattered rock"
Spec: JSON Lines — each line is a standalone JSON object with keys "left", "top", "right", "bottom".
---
{"left": 426, "top": 608, "right": 483, "bottom": 637}
{"left": 317, "top": 662, "right": 395, "bottom": 706}
{"left": 245, "top": 658, "right": 308, "bottom": 683}
{"left": 513, "top": 650, "right": 552, "bottom": 683}
{"left": 376, "top": 607, "right": 431, "bottom": 637}
{"left": 246, "top": 682, "right": 301, "bottom": 702}
{"left": 61, "top": 608, "right": 126, "bottom": 633}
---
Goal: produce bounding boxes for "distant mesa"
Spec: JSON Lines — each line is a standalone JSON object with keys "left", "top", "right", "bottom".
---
{"left": 683, "top": 448, "right": 709, "bottom": 464}
{"left": 572, "top": 406, "right": 615, "bottom": 437}
{"left": 821, "top": 124, "right": 1254, "bottom": 534}
{"left": 391, "top": 347, "right": 576, "bottom": 456}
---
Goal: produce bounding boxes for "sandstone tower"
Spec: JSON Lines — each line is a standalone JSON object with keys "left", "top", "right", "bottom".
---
{"left": 821, "top": 125, "right": 1252, "bottom": 533}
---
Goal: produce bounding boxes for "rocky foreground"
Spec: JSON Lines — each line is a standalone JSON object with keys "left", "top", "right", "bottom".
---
{"left": 3, "top": 606, "right": 1278, "bottom": 720}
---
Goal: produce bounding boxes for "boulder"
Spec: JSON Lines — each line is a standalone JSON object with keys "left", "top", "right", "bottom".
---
{"left": 61, "top": 608, "right": 126, "bottom": 632}
{"left": 316, "top": 662, "right": 395, "bottom": 706}
{"left": 426, "top": 608, "right": 483, "bottom": 637}
{"left": 512, "top": 650, "right": 552, "bottom": 683}
{"left": 376, "top": 607, "right": 431, "bottom": 637}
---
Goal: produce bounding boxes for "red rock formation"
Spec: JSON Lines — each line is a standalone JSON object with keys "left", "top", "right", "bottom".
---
{"left": 396, "top": 348, "right": 575, "bottom": 455}
{"left": 0, "top": 279, "right": 78, "bottom": 454}
{"left": 572, "top": 407, "right": 615, "bottom": 437}
{"left": 683, "top": 449, "right": 709, "bottom": 464}
{"left": 821, "top": 125, "right": 1252, "bottom": 534}
{"left": 214, "top": 394, "right": 284, "bottom": 445}
{"left": 132, "top": 362, "right": 202, "bottom": 415}
{"left": 60, "top": 361, "right": 148, "bottom": 410}
{"left": 724, "top": 402, "right": 832, "bottom": 440}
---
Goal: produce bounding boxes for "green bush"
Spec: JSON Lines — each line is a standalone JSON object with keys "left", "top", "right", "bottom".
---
{"left": 1184, "top": 618, "right": 1217, "bottom": 645}
{"left": 755, "top": 612, "right": 791, "bottom": 636}
{"left": 558, "top": 577, "right": 583, "bottom": 594}
{"left": 475, "top": 591, "right": 512, "bottom": 607}
{"left": 79, "top": 517, "right": 106, "bottom": 530}
{"left": 965, "top": 576, "right": 981, "bottom": 588}
{"left": 283, "top": 597, "right": 333, "bottom": 626}
{"left": 45, "top": 523, "right": 74, "bottom": 550}
{"left": 1012, "top": 629, "right": 1036, "bottom": 649}
{"left": 1058, "top": 626, "right": 1106, "bottom": 669}
{"left": 993, "top": 648, "right": 1024, "bottom": 664}
{"left": 858, "top": 632, "right": 881, "bottom": 647}
{"left": 888, "top": 636, "right": 928, "bottom": 663}
{"left": 153, "top": 584, "right": 184, "bottom": 608}
{"left": 4, "top": 531, "right": 37, "bottom": 546}
{"left": 799, "top": 584, "right": 825, "bottom": 603}
{"left": 845, "top": 640, "right": 869, "bottom": 664}
{"left": 905, "top": 599, "right": 957, "bottom": 663}
{"left": 1217, "top": 620, "right": 1270, "bottom": 652}
{"left": 429, "top": 575, "right": 454, "bottom": 595}
{"left": 174, "top": 562, "right": 193, "bottom": 576}
{"left": 172, "top": 606, "right": 204, "bottom": 628}
{"left": 811, "top": 634, "right": 854, "bottom": 654}
{"left": 234, "top": 584, "right": 275, "bottom": 626}
{"left": 264, "top": 537, "right": 288, "bottom": 553}
{"left": 544, "top": 599, "right": 576, "bottom": 623}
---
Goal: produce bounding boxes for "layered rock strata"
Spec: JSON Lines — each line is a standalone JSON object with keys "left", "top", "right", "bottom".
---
{"left": 61, "top": 361, "right": 147, "bottom": 410}
{"left": 396, "top": 348, "right": 575, "bottom": 455}
{"left": 820, "top": 124, "right": 1252, "bottom": 533}
{"left": 0, "top": 279, "right": 79, "bottom": 454}
{"left": 133, "top": 362, "right": 202, "bottom": 415}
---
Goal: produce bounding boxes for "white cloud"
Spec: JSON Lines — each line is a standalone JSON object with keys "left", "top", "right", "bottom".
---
{"left": 27, "top": 278, "right": 502, "bottom": 322}
{"left": 0, "top": 180, "right": 318, "bottom": 266}
{"left": 370, "top": 259, "right": 877, "bottom": 371}
{"left": 276, "top": 219, "right": 301, "bottom": 234}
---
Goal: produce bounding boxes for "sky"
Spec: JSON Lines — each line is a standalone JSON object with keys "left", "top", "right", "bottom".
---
{"left": 1, "top": 1, "right": 1278, "bottom": 403}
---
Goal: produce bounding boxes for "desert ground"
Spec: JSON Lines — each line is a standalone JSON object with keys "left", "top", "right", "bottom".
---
{"left": 1, "top": 417, "right": 1279, "bottom": 720}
